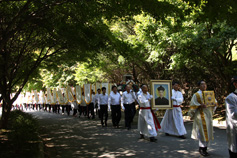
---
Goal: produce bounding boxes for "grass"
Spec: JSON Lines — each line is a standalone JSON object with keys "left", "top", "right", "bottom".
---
{"left": 0, "top": 110, "right": 42, "bottom": 158}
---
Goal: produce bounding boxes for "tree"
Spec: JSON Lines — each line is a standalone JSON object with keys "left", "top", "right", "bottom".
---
{"left": 0, "top": 0, "right": 182, "bottom": 128}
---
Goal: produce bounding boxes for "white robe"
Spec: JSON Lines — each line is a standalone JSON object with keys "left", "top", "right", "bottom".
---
{"left": 225, "top": 89, "right": 237, "bottom": 153}
{"left": 138, "top": 92, "right": 157, "bottom": 137}
{"left": 160, "top": 89, "right": 187, "bottom": 136}
{"left": 189, "top": 90, "right": 216, "bottom": 147}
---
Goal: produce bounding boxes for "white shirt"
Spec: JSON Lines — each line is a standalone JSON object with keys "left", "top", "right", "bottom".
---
{"left": 91, "top": 94, "right": 96, "bottom": 104}
{"left": 94, "top": 93, "right": 100, "bottom": 104}
{"left": 121, "top": 91, "right": 136, "bottom": 105}
{"left": 108, "top": 91, "right": 121, "bottom": 106}
{"left": 171, "top": 89, "right": 184, "bottom": 105}
{"left": 98, "top": 93, "right": 108, "bottom": 106}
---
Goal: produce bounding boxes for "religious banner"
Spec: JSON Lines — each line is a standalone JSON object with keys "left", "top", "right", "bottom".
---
{"left": 83, "top": 84, "right": 92, "bottom": 104}
{"left": 203, "top": 91, "right": 217, "bottom": 107}
{"left": 101, "top": 83, "right": 110, "bottom": 95}
{"left": 57, "top": 88, "right": 65, "bottom": 105}
{"left": 92, "top": 84, "right": 96, "bottom": 93}
{"left": 46, "top": 88, "right": 52, "bottom": 103}
{"left": 151, "top": 80, "right": 173, "bottom": 109}
{"left": 25, "top": 92, "right": 31, "bottom": 104}
{"left": 66, "top": 85, "right": 74, "bottom": 102}
{"left": 95, "top": 82, "right": 101, "bottom": 94}
{"left": 51, "top": 88, "right": 57, "bottom": 105}
{"left": 34, "top": 90, "right": 39, "bottom": 103}
{"left": 40, "top": 90, "right": 46, "bottom": 104}
{"left": 75, "top": 85, "right": 82, "bottom": 104}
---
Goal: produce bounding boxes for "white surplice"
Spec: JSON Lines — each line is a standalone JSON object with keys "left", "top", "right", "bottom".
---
{"left": 160, "top": 89, "right": 187, "bottom": 136}
{"left": 225, "top": 89, "right": 237, "bottom": 153}
{"left": 138, "top": 92, "right": 157, "bottom": 137}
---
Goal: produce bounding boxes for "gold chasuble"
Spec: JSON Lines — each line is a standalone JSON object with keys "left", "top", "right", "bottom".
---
{"left": 189, "top": 90, "right": 217, "bottom": 142}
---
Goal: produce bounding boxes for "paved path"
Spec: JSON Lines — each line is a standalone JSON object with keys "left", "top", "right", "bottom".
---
{"left": 27, "top": 111, "right": 228, "bottom": 158}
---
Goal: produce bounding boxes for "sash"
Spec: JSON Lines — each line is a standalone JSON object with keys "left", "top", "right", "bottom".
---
{"left": 140, "top": 107, "right": 161, "bottom": 131}
{"left": 66, "top": 85, "right": 74, "bottom": 102}
{"left": 75, "top": 85, "right": 82, "bottom": 104}
{"left": 195, "top": 92, "right": 209, "bottom": 142}
{"left": 84, "top": 84, "right": 92, "bottom": 104}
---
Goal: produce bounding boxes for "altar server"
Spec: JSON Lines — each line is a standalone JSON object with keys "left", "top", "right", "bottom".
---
{"left": 98, "top": 87, "right": 109, "bottom": 127}
{"left": 225, "top": 76, "right": 237, "bottom": 158}
{"left": 160, "top": 81, "right": 187, "bottom": 139}
{"left": 108, "top": 85, "right": 122, "bottom": 128}
{"left": 189, "top": 80, "right": 217, "bottom": 157}
{"left": 121, "top": 84, "right": 136, "bottom": 130}
{"left": 137, "top": 85, "right": 160, "bottom": 142}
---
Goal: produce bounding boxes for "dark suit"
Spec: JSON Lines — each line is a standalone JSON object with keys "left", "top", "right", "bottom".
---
{"left": 155, "top": 97, "right": 169, "bottom": 105}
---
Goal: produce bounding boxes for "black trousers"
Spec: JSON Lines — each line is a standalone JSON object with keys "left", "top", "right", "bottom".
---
{"left": 131, "top": 102, "right": 136, "bottom": 122}
{"left": 229, "top": 149, "right": 237, "bottom": 158}
{"left": 100, "top": 105, "right": 108, "bottom": 125}
{"left": 79, "top": 106, "right": 87, "bottom": 116}
{"left": 111, "top": 105, "right": 121, "bottom": 126}
{"left": 56, "top": 104, "right": 60, "bottom": 113}
{"left": 62, "top": 105, "right": 66, "bottom": 113}
{"left": 66, "top": 105, "right": 71, "bottom": 116}
{"left": 87, "top": 103, "right": 95, "bottom": 118}
{"left": 124, "top": 103, "right": 133, "bottom": 128}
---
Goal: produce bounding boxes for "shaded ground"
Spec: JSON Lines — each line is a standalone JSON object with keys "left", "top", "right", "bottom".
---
{"left": 26, "top": 110, "right": 229, "bottom": 158}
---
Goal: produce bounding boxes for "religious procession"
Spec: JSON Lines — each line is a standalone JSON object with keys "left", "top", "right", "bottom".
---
{"left": 5, "top": 76, "right": 237, "bottom": 158}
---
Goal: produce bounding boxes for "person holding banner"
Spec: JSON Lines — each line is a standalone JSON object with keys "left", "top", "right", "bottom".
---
{"left": 79, "top": 92, "right": 87, "bottom": 117}
{"left": 108, "top": 85, "right": 121, "bottom": 128}
{"left": 225, "top": 76, "right": 237, "bottom": 158}
{"left": 88, "top": 90, "right": 95, "bottom": 119}
{"left": 160, "top": 81, "right": 187, "bottom": 139}
{"left": 72, "top": 95, "right": 79, "bottom": 117}
{"left": 61, "top": 93, "right": 67, "bottom": 115}
{"left": 189, "top": 81, "right": 217, "bottom": 157}
{"left": 121, "top": 84, "right": 136, "bottom": 130}
{"left": 137, "top": 85, "right": 160, "bottom": 142}
{"left": 98, "top": 87, "right": 109, "bottom": 127}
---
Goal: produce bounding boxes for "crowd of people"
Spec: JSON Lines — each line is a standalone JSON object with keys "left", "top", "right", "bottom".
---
{"left": 5, "top": 76, "right": 237, "bottom": 158}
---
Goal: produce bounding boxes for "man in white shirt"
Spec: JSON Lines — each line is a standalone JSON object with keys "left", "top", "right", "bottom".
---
{"left": 98, "top": 87, "right": 109, "bottom": 127}
{"left": 94, "top": 88, "right": 101, "bottom": 118}
{"left": 160, "top": 81, "right": 187, "bottom": 139}
{"left": 225, "top": 76, "right": 237, "bottom": 158}
{"left": 109, "top": 85, "right": 122, "bottom": 128}
{"left": 122, "top": 84, "right": 136, "bottom": 130}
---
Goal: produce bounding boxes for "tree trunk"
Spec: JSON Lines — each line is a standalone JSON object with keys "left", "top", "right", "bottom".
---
{"left": 0, "top": 99, "right": 12, "bottom": 129}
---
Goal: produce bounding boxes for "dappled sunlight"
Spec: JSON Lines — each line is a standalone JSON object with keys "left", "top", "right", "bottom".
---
{"left": 26, "top": 111, "right": 229, "bottom": 158}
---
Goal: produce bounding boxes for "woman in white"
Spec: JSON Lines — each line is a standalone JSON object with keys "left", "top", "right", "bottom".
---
{"left": 160, "top": 81, "right": 187, "bottom": 139}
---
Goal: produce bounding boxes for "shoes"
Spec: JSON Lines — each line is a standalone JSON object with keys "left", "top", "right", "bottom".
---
{"left": 179, "top": 135, "right": 186, "bottom": 139}
{"left": 199, "top": 147, "right": 209, "bottom": 157}
{"left": 139, "top": 134, "right": 145, "bottom": 139}
{"left": 150, "top": 137, "right": 157, "bottom": 142}
{"left": 165, "top": 133, "right": 170, "bottom": 136}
